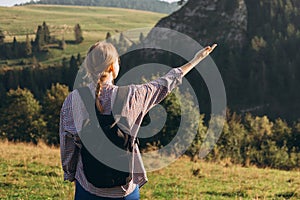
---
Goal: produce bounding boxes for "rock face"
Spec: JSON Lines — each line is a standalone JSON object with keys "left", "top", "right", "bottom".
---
{"left": 154, "top": 0, "right": 248, "bottom": 48}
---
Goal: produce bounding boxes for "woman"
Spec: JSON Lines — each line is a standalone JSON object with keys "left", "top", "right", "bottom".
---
{"left": 60, "top": 41, "right": 217, "bottom": 199}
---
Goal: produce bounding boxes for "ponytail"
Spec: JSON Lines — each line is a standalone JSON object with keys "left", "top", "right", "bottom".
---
{"left": 95, "top": 71, "right": 110, "bottom": 113}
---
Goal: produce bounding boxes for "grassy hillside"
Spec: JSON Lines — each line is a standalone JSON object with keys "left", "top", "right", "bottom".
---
{"left": 29, "top": 0, "right": 181, "bottom": 14}
{"left": 0, "top": 141, "right": 299, "bottom": 199}
{"left": 0, "top": 5, "right": 165, "bottom": 64}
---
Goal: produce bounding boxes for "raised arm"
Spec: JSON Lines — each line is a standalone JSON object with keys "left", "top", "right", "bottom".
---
{"left": 121, "top": 44, "right": 217, "bottom": 130}
{"left": 180, "top": 44, "right": 217, "bottom": 76}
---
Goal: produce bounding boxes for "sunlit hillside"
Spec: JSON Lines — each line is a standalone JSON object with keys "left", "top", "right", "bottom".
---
{"left": 0, "top": 141, "right": 299, "bottom": 199}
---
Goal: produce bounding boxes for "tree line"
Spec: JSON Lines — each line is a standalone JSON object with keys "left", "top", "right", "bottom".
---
{"left": 214, "top": 0, "right": 300, "bottom": 122}
{"left": 0, "top": 79, "right": 299, "bottom": 170}
{"left": 0, "top": 31, "right": 133, "bottom": 102}
{"left": 0, "top": 22, "right": 83, "bottom": 60}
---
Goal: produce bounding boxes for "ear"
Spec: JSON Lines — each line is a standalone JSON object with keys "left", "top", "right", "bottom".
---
{"left": 109, "top": 64, "right": 114, "bottom": 72}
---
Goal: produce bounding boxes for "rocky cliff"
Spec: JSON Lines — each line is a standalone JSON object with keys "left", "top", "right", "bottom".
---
{"left": 155, "top": 0, "right": 248, "bottom": 48}
{"left": 139, "top": 0, "right": 300, "bottom": 121}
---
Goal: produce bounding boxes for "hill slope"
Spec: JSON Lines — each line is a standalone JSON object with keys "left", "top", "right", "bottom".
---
{"left": 0, "top": 5, "right": 165, "bottom": 65}
{"left": 0, "top": 4, "right": 165, "bottom": 41}
{"left": 22, "top": 0, "right": 181, "bottom": 14}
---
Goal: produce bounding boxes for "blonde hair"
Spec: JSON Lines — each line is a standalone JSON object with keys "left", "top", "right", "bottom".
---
{"left": 85, "top": 41, "right": 119, "bottom": 113}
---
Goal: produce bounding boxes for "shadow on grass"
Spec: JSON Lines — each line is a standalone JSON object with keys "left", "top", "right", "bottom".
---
{"left": 203, "top": 190, "right": 249, "bottom": 198}
{"left": 0, "top": 182, "right": 14, "bottom": 188}
{"left": 66, "top": 40, "right": 77, "bottom": 44}
{"left": 276, "top": 191, "right": 298, "bottom": 199}
{"left": 15, "top": 168, "right": 59, "bottom": 177}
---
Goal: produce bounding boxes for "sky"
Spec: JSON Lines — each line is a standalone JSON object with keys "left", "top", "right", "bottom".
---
{"left": 0, "top": 0, "right": 30, "bottom": 6}
{"left": 0, "top": 0, "right": 178, "bottom": 7}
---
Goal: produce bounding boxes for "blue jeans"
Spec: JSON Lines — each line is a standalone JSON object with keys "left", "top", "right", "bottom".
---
{"left": 75, "top": 181, "right": 140, "bottom": 200}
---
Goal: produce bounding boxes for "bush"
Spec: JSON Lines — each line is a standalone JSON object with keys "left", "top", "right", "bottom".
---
{"left": 0, "top": 87, "right": 46, "bottom": 144}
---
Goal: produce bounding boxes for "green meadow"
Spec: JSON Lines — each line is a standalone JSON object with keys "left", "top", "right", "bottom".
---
{"left": 0, "top": 5, "right": 165, "bottom": 65}
{"left": 0, "top": 4, "right": 165, "bottom": 40}
{"left": 0, "top": 141, "right": 299, "bottom": 199}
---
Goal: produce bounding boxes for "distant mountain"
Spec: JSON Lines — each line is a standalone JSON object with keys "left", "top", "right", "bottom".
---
{"left": 23, "top": 0, "right": 181, "bottom": 14}
{"left": 140, "top": 0, "right": 300, "bottom": 121}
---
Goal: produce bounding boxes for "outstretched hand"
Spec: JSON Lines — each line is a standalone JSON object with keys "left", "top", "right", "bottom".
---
{"left": 193, "top": 44, "right": 217, "bottom": 61}
{"left": 180, "top": 44, "right": 217, "bottom": 76}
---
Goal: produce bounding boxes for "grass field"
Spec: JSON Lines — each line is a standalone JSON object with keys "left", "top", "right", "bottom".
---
{"left": 0, "top": 5, "right": 165, "bottom": 41}
{"left": 0, "top": 5, "right": 165, "bottom": 65}
{"left": 0, "top": 141, "right": 299, "bottom": 200}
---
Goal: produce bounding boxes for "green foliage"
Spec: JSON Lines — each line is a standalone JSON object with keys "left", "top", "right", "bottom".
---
{"left": 163, "top": 88, "right": 200, "bottom": 156}
{"left": 215, "top": 111, "right": 246, "bottom": 164}
{"left": 187, "top": 114, "right": 207, "bottom": 161}
{"left": 198, "top": 0, "right": 300, "bottom": 122}
{"left": 42, "top": 83, "right": 69, "bottom": 145}
{"left": 242, "top": 114, "right": 274, "bottom": 166}
{"left": 0, "top": 37, "right": 31, "bottom": 59}
{"left": 251, "top": 36, "right": 267, "bottom": 52}
{"left": 272, "top": 118, "right": 292, "bottom": 148}
{"left": 0, "top": 87, "right": 46, "bottom": 144}
{"left": 200, "top": 111, "right": 300, "bottom": 170}
{"left": 139, "top": 75, "right": 199, "bottom": 156}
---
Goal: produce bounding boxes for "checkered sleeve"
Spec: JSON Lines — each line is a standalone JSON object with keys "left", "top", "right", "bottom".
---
{"left": 135, "top": 67, "right": 183, "bottom": 113}
{"left": 59, "top": 96, "right": 79, "bottom": 182}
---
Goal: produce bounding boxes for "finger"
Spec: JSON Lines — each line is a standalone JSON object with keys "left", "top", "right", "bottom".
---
{"left": 211, "top": 44, "right": 217, "bottom": 51}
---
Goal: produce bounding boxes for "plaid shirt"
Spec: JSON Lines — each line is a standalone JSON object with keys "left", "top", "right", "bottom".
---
{"left": 59, "top": 68, "right": 183, "bottom": 198}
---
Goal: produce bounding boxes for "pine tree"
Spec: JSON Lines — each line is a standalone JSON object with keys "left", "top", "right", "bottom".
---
{"left": 32, "top": 56, "right": 39, "bottom": 68}
{"left": 77, "top": 53, "right": 82, "bottom": 65}
{"left": 25, "top": 34, "right": 32, "bottom": 56}
{"left": 42, "top": 21, "right": 51, "bottom": 44}
{"left": 106, "top": 32, "right": 112, "bottom": 43}
{"left": 74, "top": 24, "right": 84, "bottom": 43}
{"left": 12, "top": 37, "right": 18, "bottom": 58}
{"left": 139, "top": 32, "right": 145, "bottom": 42}
{"left": 69, "top": 55, "right": 78, "bottom": 89}
{"left": 118, "top": 32, "right": 130, "bottom": 54}
{"left": 62, "top": 57, "right": 69, "bottom": 85}
{"left": 62, "top": 57, "right": 68, "bottom": 68}
{"left": 35, "top": 25, "right": 44, "bottom": 51}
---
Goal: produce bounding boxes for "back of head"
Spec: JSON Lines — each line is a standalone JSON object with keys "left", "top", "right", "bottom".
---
{"left": 84, "top": 42, "right": 119, "bottom": 82}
